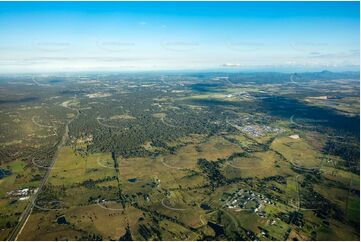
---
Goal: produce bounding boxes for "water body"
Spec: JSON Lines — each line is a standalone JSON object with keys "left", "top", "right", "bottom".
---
{"left": 200, "top": 203, "right": 211, "bottom": 210}
{"left": 56, "top": 216, "right": 68, "bottom": 224}
{"left": 0, "top": 168, "right": 12, "bottom": 179}
{"left": 207, "top": 221, "right": 225, "bottom": 237}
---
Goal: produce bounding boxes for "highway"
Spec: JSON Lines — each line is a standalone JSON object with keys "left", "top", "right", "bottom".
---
{"left": 8, "top": 106, "right": 78, "bottom": 241}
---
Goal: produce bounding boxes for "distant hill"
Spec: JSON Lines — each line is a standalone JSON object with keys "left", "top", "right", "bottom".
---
{"left": 296, "top": 70, "right": 360, "bottom": 81}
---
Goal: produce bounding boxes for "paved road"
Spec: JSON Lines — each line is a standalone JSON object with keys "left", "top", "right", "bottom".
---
{"left": 8, "top": 107, "right": 78, "bottom": 241}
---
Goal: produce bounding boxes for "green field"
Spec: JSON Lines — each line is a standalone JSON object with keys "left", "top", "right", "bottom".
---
{"left": 0, "top": 72, "right": 359, "bottom": 240}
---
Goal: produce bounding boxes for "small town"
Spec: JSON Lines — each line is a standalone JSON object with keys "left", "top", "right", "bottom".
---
{"left": 6, "top": 188, "right": 37, "bottom": 201}
{"left": 224, "top": 189, "right": 272, "bottom": 217}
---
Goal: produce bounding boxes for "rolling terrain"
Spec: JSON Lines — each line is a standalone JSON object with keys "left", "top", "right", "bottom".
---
{"left": 0, "top": 71, "right": 359, "bottom": 240}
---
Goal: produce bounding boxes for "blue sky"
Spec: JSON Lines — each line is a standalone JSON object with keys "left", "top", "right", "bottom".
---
{"left": 0, "top": 1, "right": 359, "bottom": 73}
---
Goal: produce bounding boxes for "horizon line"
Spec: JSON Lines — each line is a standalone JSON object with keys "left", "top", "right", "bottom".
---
{"left": 0, "top": 69, "right": 360, "bottom": 76}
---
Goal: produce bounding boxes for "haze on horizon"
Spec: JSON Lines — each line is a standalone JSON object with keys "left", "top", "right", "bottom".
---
{"left": 0, "top": 1, "right": 359, "bottom": 73}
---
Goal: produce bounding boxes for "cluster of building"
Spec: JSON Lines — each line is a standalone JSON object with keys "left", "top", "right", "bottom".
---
{"left": 224, "top": 189, "right": 272, "bottom": 217}
{"left": 240, "top": 125, "right": 283, "bottom": 137}
{"left": 225, "top": 91, "right": 254, "bottom": 100}
{"left": 6, "top": 188, "right": 37, "bottom": 201}
{"left": 72, "top": 134, "right": 93, "bottom": 145}
{"left": 85, "top": 92, "right": 112, "bottom": 98}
